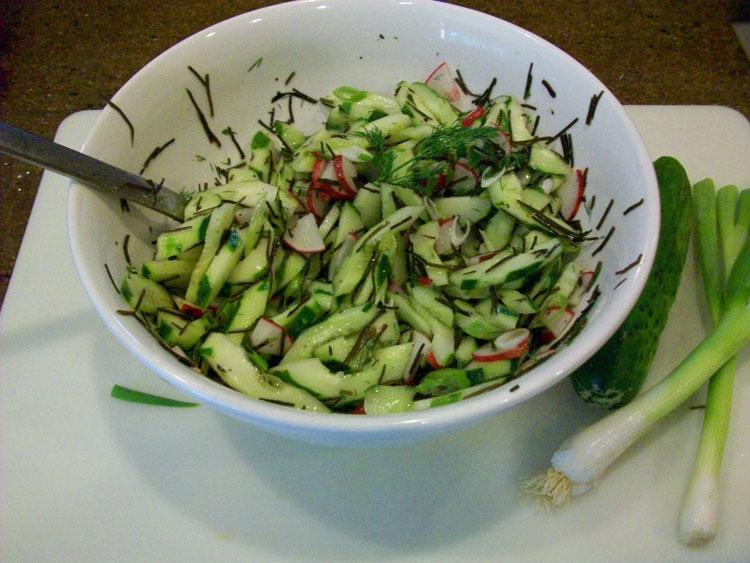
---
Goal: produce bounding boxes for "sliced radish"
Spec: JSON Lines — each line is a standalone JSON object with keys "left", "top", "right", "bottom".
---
{"left": 461, "top": 105, "right": 486, "bottom": 127}
{"left": 306, "top": 180, "right": 330, "bottom": 220}
{"left": 425, "top": 350, "right": 444, "bottom": 370}
{"left": 424, "top": 61, "right": 466, "bottom": 106}
{"left": 172, "top": 295, "right": 204, "bottom": 318}
{"left": 568, "top": 268, "right": 597, "bottom": 307}
{"left": 471, "top": 343, "right": 505, "bottom": 362}
{"left": 558, "top": 168, "right": 586, "bottom": 221}
{"left": 540, "top": 306, "right": 575, "bottom": 341}
{"left": 449, "top": 160, "right": 478, "bottom": 194}
{"left": 250, "top": 317, "right": 290, "bottom": 356}
{"left": 283, "top": 213, "right": 326, "bottom": 254}
{"left": 493, "top": 328, "right": 531, "bottom": 358}
{"left": 472, "top": 329, "right": 530, "bottom": 362}
{"left": 332, "top": 154, "right": 358, "bottom": 196}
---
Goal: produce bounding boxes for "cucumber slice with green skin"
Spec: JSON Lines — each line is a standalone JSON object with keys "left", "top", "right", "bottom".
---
{"left": 200, "top": 333, "right": 329, "bottom": 411}
{"left": 433, "top": 196, "right": 493, "bottom": 223}
{"left": 449, "top": 238, "right": 562, "bottom": 290}
{"left": 121, "top": 270, "right": 173, "bottom": 313}
{"left": 571, "top": 157, "right": 693, "bottom": 409}
{"left": 408, "top": 82, "right": 459, "bottom": 126}
{"left": 194, "top": 226, "right": 247, "bottom": 309}
{"left": 528, "top": 143, "right": 572, "bottom": 176}
{"left": 226, "top": 279, "right": 270, "bottom": 343}
{"left": 155, "top": 214, "right": 211, "bottom": 260}
{"left": 227, "top": 235, "right": 270, "bottom": 284}
{"left": 141, "top": 259, "right": 195, "bottom": 289}
{"left": 389, "top": 291, "right": 433, "bottom": 336}
{"left": 273, "top": 343, "right": 413, "bottom": 401}
{"left": 280, "top": 303, "right": 381, "bottom": 363}
{"left": 156, "top": 310, "right": 216, "bottom": 349}
{"left": 185, "top": 203, "right": 236, "bottom": 305}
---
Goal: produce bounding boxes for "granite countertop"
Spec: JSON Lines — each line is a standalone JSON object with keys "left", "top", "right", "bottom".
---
{"left": 1, "top": 0, "right": 749, "bottom": 309}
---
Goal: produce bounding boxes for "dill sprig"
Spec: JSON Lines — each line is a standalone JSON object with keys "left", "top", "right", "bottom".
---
{"left": 358, "top": 123, "right": 499, "bottom": 194}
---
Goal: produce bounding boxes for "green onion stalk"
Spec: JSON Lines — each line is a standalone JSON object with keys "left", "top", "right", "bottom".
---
{"left": 524, "top": 185, "right": 750, "bottom": 512}
{"left": 679, "top": 182, "right": 750, "bottom": 546}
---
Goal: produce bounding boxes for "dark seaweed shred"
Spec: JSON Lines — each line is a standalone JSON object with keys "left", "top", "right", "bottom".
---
{"left": 523, "top": 62, "right": 533, "bottom": 100}
{"left": 222, "top": 126, "right": 245, "bottom": 160}
{"left": 186, "top": 88, "right": 221, "bottom": 147}
{"left": 585, "top": 90, "right": 604, "bottom": 125}
{"left": 615, "top": 253, "right": 643, "bottom": 275}
{"left": 139, "top": 138, "right": 175, "bottom": 175}
{"left": 592, "top": 226, "right": 615, "bottom": 256}
{"left": 596, "top": 198, "right": 614, "bottom": 230}
{"left": 106, "top": 99, "right": 135, "bottom": 146}
{"left": 104, "top": 263, "right": 120, "bottom": 293}
{"left": 541, "top": 79, "right": 556, "bottom": 98}
{"left": 187, "top": 66, "right": 214, "bottom": 117}
{"left": 623, "top": 198, "right": 644, "bottom": 215}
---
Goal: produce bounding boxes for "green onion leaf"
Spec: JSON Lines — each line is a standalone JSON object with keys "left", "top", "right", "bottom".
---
{"left": 110, "top": 384, "right": 200, "bottom": 407}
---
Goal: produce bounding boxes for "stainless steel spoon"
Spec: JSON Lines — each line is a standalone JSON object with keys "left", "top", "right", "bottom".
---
{"left": 0, "top": 122, "right": 186, "bottom": 221}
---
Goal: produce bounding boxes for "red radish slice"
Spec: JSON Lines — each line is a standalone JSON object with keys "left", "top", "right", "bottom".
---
{"left": 332, "top": 154, "right": 358, "bottom": 196}
{"left": 425, "top": 350, "right": 443, "bottom": 370}
{"left": 471, "top": 343, "right": 505, "bottom": 362}
{"left": 493, "top": 328, "right": 531, "bottom": 358}
{"left": 472, "top": 328, "right": 530, "bottom": 361}
{"left": 450, "top": 160, "right": 478, "bottom": 194}
{"left": 424, "top": 61, "right": 464, "bottom": 104}
{"left": 417, "top": 276, "right": 433, "bottom": 286}
{"left": 306, "top": 181, "right": 330, "bottom": 220}
{"left": 310, "top": 158, "right": 327, "bottom": 189}
{"left": 172, "top": 295, "right": 204, "bottom": 318}
{"left": 250, "top": 317, "right": 288, "bottom": 356}
{"left": 541, "top": 306, "right": 575, "bottom": 341}
{"left": 558, "top": 168, "right": 586, "bottom": 221}
{"left": 461, "top": 106, "right": 485, "bottom": 127}
{"left": 568, "top": 268, "right": 597, "bottom": 307}
{"left": 283, "top": 213, "right": 326, "bottom": 253}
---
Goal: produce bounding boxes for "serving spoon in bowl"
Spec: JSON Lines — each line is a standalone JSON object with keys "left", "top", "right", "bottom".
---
{"left": 0, "top": 122, "right": 187, "bottom": 221}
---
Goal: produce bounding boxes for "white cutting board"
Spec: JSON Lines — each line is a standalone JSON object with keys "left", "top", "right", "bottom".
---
{"left": 1, "top": 106, "right": 748, "bottom": 561}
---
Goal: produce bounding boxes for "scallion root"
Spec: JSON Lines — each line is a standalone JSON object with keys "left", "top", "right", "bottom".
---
{"left": 522, "top": 467, "right": 573, "bottom": 507}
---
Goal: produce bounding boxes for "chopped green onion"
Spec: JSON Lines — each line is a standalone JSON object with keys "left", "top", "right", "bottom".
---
{"left": 110, "top": 384, "right": 199, "bottom": 407}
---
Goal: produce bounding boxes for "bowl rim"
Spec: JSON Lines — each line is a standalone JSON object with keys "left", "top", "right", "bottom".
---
{"left": 68, "top": 0, "right": 659, "bottom": 446}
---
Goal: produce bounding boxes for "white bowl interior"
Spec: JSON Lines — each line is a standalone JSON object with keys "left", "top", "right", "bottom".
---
{"left": 68, "top": 0, "right": 658, "bottom": 446}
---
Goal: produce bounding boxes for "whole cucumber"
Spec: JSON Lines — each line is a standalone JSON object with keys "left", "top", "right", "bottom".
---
{"left": 570, "top": 156, "right": 692, "bottom": 409}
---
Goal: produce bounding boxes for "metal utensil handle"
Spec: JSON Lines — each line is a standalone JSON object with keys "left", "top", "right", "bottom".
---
{"left": 0, "top": 122, "right": 185, "bottom": 221}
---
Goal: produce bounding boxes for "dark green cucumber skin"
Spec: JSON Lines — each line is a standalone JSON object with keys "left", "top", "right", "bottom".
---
{"left": 570, "top": 156, "right": 692, "bottom": 409}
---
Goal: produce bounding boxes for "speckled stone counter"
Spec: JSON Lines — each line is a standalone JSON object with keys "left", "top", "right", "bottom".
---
{"left": 1, "top": 0, "right": 749, "bottom": 308}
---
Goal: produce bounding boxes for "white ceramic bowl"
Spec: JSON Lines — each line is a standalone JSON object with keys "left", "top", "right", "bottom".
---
{"left": 68, "top": 0, "right": 658, "bottom": 446}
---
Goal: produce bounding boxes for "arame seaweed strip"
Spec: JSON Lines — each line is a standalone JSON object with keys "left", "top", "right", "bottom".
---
{"left": 106, "top": 99, "right": 135, "bottom": 146}
{"left": 139, "top": 138, "right": 176, "bottom": 175}
{"left": 187, "top": 65, "right": 214, "bottom": 117}
{"left": 186, "top": 88, "right": 222, "bottom": 148}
